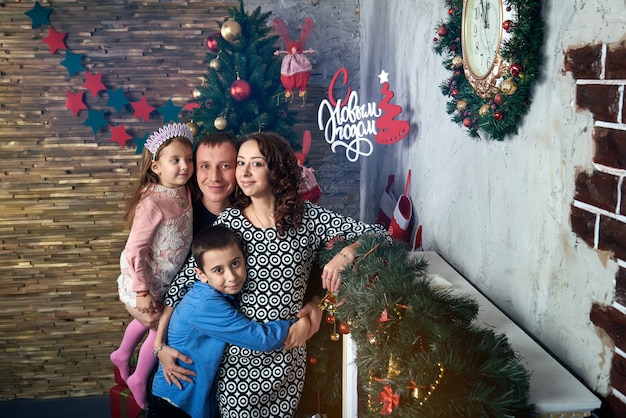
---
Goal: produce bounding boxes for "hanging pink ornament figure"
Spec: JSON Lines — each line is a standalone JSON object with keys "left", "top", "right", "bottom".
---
{"left": 272, "top": 17, "right": 315, "bottom": 99}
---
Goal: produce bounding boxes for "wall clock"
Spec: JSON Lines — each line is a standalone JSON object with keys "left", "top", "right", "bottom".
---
{"left": 433, "top": 0, "right": 543, "bottom": 140}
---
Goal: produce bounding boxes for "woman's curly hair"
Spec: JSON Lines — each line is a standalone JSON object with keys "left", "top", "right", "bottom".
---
{"left": 233, "top": 132, "right": 304, "bottom": 236}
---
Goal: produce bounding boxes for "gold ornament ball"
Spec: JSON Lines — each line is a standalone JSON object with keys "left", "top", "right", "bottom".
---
{"left": 500, "top": 78, "right": 518, "bottom": 95}
{"left": 479, "top": 104, "right": 491, "bottom": 116}
{"left": 451, "top": 55, "right": 463, "bottom": 69}
{"left": 214, "top": 116, "right": 227, "bottom": 130}
{"left": 330, "top": 332, "right": 340, "bottom": 342}
{"left": 209, "top": 58, "right": 221, "bottom": 71}
{"left": 221, "top": 20, "right": 242, "bottom": 42}
{"left": 186, "top": 121, "right": 199, "bottom": 136}
{"left": 456, "top": 100, "right": 467, "bottom": 112}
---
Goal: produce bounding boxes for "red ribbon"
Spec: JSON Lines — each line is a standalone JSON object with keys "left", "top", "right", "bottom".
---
{"left": 376, "top": 385, "right": 399, "bottom": 415}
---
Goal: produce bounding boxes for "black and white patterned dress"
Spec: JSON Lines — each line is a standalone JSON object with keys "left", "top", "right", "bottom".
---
{"left": 214, "top": 201, "right": 385, "bottom": 418}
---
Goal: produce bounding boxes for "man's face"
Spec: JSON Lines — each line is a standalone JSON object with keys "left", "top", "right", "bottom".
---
{"left": 195, "top": 142, "right": 237, "bottom": 207}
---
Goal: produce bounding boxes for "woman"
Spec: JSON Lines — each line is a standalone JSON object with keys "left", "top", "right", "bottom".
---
{"left": 215, "top": 132, "right": 387, "bottom": 417}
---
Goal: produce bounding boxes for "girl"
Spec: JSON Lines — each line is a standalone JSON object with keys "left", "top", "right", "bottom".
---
{"left": 214, "top": 132, "right": 387, "bottom": 417}
{"left": 110, "top": 123, "right": 194, "bottom": 409}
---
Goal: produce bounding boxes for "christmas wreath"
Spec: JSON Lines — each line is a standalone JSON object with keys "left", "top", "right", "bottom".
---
{"left": 433, "top": 0, "right": 543, "bottom": 140}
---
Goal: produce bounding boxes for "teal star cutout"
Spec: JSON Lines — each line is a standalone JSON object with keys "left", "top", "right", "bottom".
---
{"left": 25, "top": 1, "right": 52, "bottom": 29}
{"left": 106, "top": 87, "right": 130, "bottom": 112}
{"left": 60, "top": 50, "right": 84, "bottom": 78}
{"left": 83, "top": 109, "right": 108, "bottom": 134}
{"left": 158, "top": 99, "right": 182, "bottom": 123}
{"left": 134, "top": 132, "right": 150, "bottom": 155}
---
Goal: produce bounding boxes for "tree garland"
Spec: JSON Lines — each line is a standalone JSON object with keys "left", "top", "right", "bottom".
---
{"left": 319, "top": 236, "right": 536, "bottom": 417}
{"left": 433, "top": 0, "right": 543, "bottom": 140}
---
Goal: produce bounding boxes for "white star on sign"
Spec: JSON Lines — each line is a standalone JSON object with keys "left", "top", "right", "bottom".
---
{"left": 378, "top": 69, "right": 389, "bottom": 83}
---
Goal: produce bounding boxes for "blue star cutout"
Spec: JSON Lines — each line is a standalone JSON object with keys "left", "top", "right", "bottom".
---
{"left": 106, "top": 87, "right": 130, "bottom": 113}
{"left": 158, "top": 99, "right": 182, "bottom": 123}
{"left": 83, "top": 109, "right": 108, "bottom": 135}
{"left": 60, "top": 50, "right": 84, "bottom": 78}
{"left": 134, "top": 132, "right": 150, "bottom": 155}
{"left": 25, "top": 1, "right": 52, "bottom": 29}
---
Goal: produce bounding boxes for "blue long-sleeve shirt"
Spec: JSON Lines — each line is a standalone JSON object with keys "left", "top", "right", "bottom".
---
{"left": 151, "top": 281, "right": 295, "bottom": 418}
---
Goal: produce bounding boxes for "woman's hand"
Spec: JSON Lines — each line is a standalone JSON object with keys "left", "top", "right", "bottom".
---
{"left": 283, "top": 316, "right": 310, "bottom": 350}
{"left": 157, "top": 345, "right": 196, "bottom": 390}
{"left": 321, "top": 244, "right": 357, "bottom": 293}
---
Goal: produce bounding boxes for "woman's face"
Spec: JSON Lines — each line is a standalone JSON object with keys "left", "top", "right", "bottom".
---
{"left": 236, "top": 140, "right": 272, "bottom": 199}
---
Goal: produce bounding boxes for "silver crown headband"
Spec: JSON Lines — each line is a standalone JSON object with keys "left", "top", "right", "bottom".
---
{"left": 145, "top": 123, "right": 194, "bottom": 159}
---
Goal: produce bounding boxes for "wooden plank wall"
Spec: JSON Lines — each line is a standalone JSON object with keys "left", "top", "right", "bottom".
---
{"left": 0, "top": 0, "right": 360, "bottom": 400}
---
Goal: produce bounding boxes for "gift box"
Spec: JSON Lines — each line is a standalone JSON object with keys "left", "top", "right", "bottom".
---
{"left": 109, "top": 383, "right": 145, "bottom": 418}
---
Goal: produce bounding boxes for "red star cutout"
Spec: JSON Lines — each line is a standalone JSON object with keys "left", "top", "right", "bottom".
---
{"left": 65, "top": 90, "right": 87, "bottom": 116}
{"left": 131, "top": 97, "right": 156, "bottom": 122}
{"left": 83, "top": 72, "right": 107, "bottom": 97}
{"left": 109, "top": 124, "right": 133, "bottom": 147}
{"left": 42, "top": 26, "right": 67, "bottom": 54}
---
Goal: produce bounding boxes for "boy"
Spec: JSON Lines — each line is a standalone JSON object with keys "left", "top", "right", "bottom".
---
{"left": 148, "top": 225, "right": 309, "bottom": 418}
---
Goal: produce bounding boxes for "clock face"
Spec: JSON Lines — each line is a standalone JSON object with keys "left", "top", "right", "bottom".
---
{"left": 462, "top": 0, "right": 503, "bottom": 78}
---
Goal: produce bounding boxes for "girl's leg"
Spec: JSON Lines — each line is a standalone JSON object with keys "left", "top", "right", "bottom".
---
{"left": 110, "top": 318, "right": 147, "bottom": 382}
{"left": 127, "top": 328, "right": 157, "bottom": 410}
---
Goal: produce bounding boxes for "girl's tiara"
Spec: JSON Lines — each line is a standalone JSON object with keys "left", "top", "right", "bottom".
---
{"left": 145, "top": 123, "right": 194, "bottom": 159}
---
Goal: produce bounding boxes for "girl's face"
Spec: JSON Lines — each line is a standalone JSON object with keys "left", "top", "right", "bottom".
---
{"left": 236, "top": 140, "right": 272, "bottom": 199}
{"left": 151, "top": 140, "right": 193, "bottom": 188}
{"left": 193, "top": 244, "right": 246, "bottom": 295}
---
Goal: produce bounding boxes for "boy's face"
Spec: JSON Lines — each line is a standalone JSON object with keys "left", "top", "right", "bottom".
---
{"left": 194, "top": 245, "right": 246, "bottom": 295}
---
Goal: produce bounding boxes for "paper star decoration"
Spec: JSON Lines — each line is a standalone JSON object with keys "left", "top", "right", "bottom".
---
{"left": 25, "top": 1, "right": 52, "bottom": 29}
{"left": 134, "top": 132, "right": 150, "bottom": 155}
{"left": 83, "top": 109, "right": 108, "bottom": 135}
{"left": 42, "top": 26, "right": 67, "bottom": 54}
{"left": 65, "top": 90, "right": 87, "bottom": 117}
{"left": 131, "top": 97, "right": 156, "bottom": 122}
{"left": 61, "top": 50, "right": 84, "bottom": 78}
{"left": 106, "top": 87, "right": 130, "bottom": 112}
{"left": 378, "top": 70, "right": 389, "bottom": 84}
{"left": 83, "top": 72, "right": 107, "bottom": 97}
{"left": 109, "top": 125, "right": 133, "bottom": 147}
{"left": 158, "top": 99, "right": 182, "bottom": 123}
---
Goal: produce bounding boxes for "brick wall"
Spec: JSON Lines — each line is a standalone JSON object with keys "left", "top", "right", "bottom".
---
{"left": 567, "top": 41, "right": 626, "bottom": 417}
{"left": 0, "top": 0, "right": 359, "bottom": 400}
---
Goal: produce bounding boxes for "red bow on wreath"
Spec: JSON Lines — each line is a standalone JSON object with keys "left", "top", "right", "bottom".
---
{"left": 376, "top": 384, "right": 400, "bottom": 415}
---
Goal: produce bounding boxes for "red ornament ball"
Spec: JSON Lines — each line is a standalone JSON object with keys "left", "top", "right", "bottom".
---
{"left": 510, "top": 63, "right": 522, "bottom": 77}
{"left": 437, "top": 25, "right": 447, "bottom": 37}
{"left": 494, "top": 93, "right": 504, "bottom": 105}
{"left": 338, "top": 322, "right": 351, "bottom": 334}
{"left": 309, "top": 357, "right": 318, "bottom": 365}
{"left": 230, "top": 79, "right": 251, "bottom": 101}
{"left": 502, "top": 20, "right": 513, "bottom": 32}
{"left": 494, "top": 111, "right": 504, "bottom": 120}
{"left": 325, "top": 315, "right": 336, "bottom": 324}
{"left": 448, "top": 8, "right": 455, "bottom": 15}
{"left": 206, "top": 32, "right": 221, "bottom": 53}
{"left": 463, "top": 117, "right": 473, "bottom": 128}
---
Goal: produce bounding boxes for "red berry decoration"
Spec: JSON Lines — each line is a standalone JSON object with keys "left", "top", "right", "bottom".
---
{"left": 448, "top": 7, "right": 455, "bottom": 15}
{"left": 338, "top": 322, "right": 351, "bottom": 334}
{"left": 502, "top": 20, "right": 513, "bottom": 32}
{"left": 309, "top": 357, "right": 318, "bottom": 365}
{"left": 437, "top": 25, "right": 447, "bottom": 37}
{"left": 463, "top": 117, "right": 473, "bottom": 127}
{"left": 494, "top": 111, "right": 504, "bottom": 120}
{"left": 206, "top": 32, "right": 221, "bottom": 53}
{"left": 494, "top": 93, "right": 504, "bottom": 105}
{"left": 509, "top": 63, "right": 522, "bottom": 77}
{"left": 230, "top": 79, "right": 251, "bottom": 101}
{"left": 325, "top": 314, "right": 336, "bottom": 324}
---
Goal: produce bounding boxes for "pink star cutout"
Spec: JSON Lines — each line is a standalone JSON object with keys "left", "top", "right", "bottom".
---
{"left": 131, "top": 97, "right": 156, "bottom": 122}
{"left": 65, "top": 90, "right": 87, "bottom": 116}
{"left": 42, "top": 26, "right": 67, "bottom": 54}
{"left": 83, "top": 72, "right": 107, "bottom": 97}
{"left": 109, "top": 124, "right": 133, "bottom": 147}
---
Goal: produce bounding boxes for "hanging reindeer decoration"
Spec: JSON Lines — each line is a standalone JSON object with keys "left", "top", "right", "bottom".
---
{"left": 272, "top": 17, "right": 315, "bottom": 101}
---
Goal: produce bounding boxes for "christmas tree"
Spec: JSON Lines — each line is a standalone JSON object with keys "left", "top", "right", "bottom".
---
{"left": 319, "top": 236, "right": 536, "bottom": 417}
{"left": 190, "top": 0, "right": 298, "bottom": 147}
